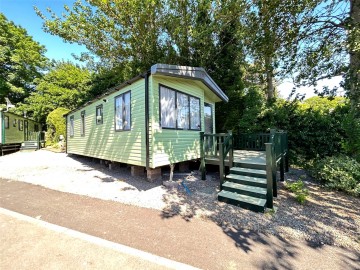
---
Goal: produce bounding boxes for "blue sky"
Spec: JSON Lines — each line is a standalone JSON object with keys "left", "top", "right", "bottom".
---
{"left": 0, "top": 0, "right": 87, "bottom": 62}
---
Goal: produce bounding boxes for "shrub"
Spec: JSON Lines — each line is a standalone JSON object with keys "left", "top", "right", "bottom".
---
{"left": 311, "top": 155, "right": 360, "bottom": 196}
{"left": 46, "top": 107, "right": 70, "bottom": 145}
{"left": 285, "top": 180, "right": 309, "bottom": 204}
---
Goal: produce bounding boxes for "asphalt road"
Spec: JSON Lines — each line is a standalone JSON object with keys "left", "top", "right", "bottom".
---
{"left": 1, "top": 179, "right": 359, "bottom": 270}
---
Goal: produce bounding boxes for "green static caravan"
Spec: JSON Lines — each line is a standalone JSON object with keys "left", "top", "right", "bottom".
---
{"left": 0, "top": 111, "right": 41, "bottom": 155}
{"left": 65, "top": 64, "right": 229, "bottom": 180}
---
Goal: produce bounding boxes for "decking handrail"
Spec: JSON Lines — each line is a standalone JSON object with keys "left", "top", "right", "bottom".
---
{"left": 200, "top": 131, "right": 233, "bottom": 182}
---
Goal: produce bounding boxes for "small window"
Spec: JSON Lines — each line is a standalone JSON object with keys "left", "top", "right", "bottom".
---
{"left": 80, "top": 111, "right": 85, "bottom": 136}
{"left": 18, "top": 120, "right": 23, "bottom": 131}
{"left": 4, "top": 116, "right": 9, "bottom": 129}
{"left": 96, "top": 105, "right": 103, "bottom": 125}
{"left": 115, "top": 91, "right": 131, "bottom": 131}
{"left": 69, "top": 116, "right": 74, "bottom": 137}
{"left": 13, "top": 119, "right": 17, "bottom": 127}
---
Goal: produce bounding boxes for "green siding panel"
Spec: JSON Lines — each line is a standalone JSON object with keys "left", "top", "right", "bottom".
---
{"left": 67, "top": 79, "right": 146, "bottom": 166}
{"left": 149, "top": 75, "right": 217, "bottom": 168}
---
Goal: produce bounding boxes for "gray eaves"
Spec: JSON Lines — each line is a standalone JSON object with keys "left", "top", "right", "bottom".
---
{"left": 150, "top": 64, "right": 229, "bottom": 102}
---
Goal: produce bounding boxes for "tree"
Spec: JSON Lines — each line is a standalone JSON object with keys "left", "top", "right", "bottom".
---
{"left": 0, "top": 13, "right": 48, "bottom": 104}
{"left": 18, "top": 61, "right": 91, "bottom": 123}
{"left": 36, "top": 0, "right": 248, "bottom": 132}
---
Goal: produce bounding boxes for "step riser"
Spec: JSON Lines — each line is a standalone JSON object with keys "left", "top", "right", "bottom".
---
{"left": 230, "top": 170, "right": 266, "bottom": 179}
{"left": 226, "top": 177, "right": 267, "bottom": 188}
{"left": 222, "top": 186, "right": 267, "bottom": 199}
{"left": 233, "top": 162, "right": 266, "bottom": 170}
{"left": 218, "top": 195, "right": 265, "bottom": 213}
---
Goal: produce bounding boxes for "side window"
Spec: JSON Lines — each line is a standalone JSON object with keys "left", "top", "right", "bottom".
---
{"left": 80, "top": 111, "right": 85, "bottom": 136}
{"left": 4, "top": 116, "right": 9, "bottom": 129}
{"left": 70, "top": 116, "right": 74, "bottom": 137}
{"left": 160, "top": 86, "right": 176, "bottom": 128}
{"left": 96, "top": 105, "right": 103, "bottom": 125}
{"left": 13, "top": 118, "right": 17, "bottom": 127}
{"left": 115, "top": 91, "right": 131, "bottom": 131}
{"left": 190, "top": 97, "right": 201, "bottom": 130}
{"left": 18, "top": 120, "right": 23, "bottom": 131}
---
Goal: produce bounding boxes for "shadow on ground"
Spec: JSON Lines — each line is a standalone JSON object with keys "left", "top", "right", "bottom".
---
{"left": 160, "top": 168, "right": 360, "bottom": 269}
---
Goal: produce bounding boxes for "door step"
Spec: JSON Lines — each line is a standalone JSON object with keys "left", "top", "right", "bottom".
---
{"left": 218, "top": 190, "right": 266, "bottom": 213}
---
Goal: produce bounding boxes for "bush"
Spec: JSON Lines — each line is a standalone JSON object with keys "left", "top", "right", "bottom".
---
{"left": 311, "top": 155, "right": 360, "bottom": 196}
{"left": 46, "top": 107, "right": 70, "bottom": 145}
{"left": 285, "top": 180, "right": 309, "bottom": 204}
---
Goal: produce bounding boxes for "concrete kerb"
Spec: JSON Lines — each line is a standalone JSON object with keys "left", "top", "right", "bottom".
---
{"left": 0, "top": 208, "right": 200, "bottom": 270}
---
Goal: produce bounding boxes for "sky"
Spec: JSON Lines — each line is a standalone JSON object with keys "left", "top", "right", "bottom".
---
{"left": 0, "top": 0, "right": 343, "bottom": 99}
{"left": 0, "top": 0, "right": 87, "bottom": 62}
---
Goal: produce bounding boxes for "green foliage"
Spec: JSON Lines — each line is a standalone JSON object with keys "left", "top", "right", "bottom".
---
{"left": 0, "top": 13, "right": 48, "bottom": 103}
{"left": 285, "top": 180, "right": 309, "bottom": 204}
{"left": 18, "top": 61, "right": 91, "bottom": 123}
{"left": 253, "top": 97, "right": 350, "bottom": 165}
{"left": 46, "top": 107, "right": 70, "bottom": 144}
{"left": 311, "top": 155, "right": 360, "bottom": 197}
{"left": 342, "top": 111, "right": 360, "bottom": 161}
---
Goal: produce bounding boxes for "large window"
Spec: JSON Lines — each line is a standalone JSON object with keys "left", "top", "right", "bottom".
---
{"left": 70, "top": 116, "right": 74, "bottom": 137}
{"left": 159, "top": 85, "right": 201, "bottom": 130}
{"left": 96, "top": 105, "right": 103, "bottom": 125}
{"left": 4, "top": 116, "right": 9, "bottom": 129}
{"left": 115, "top": 91, "right": 131, "bottom": 131}
{"left": 80, "top": 111, "right": 85, "bottom": 136}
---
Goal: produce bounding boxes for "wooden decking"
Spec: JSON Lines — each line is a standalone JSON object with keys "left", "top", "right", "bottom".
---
{"left": 205, "top": 150, "right": 266, "bottom": 166}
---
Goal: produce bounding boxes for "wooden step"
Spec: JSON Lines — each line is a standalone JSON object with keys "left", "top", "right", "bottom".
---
{"left": 218, "top": 190, "right": 266, "bottom": 212}
{"left": 233, "top": 161, "right": 266, "bottom": 170}
{"left": 226, "top": 174, "right": 267, "bottom": 188}
{"left": 230, "top": 167, "right": 266, "bottom": 178}
{"left": 222, "top": 181, "right": 267, "bottom": 198}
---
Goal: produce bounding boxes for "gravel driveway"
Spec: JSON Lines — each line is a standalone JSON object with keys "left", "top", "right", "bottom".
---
{"left": 1, "top": 150, "right": 359, "bottom": 252}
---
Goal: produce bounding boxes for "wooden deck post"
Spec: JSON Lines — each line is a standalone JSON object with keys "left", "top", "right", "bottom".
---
{"left": 219, "top": 141, "right": 224, "bottom": 189}
{"left": 272, "top": 143, "right": 277, "bottom": 198}
{"left": 280, "top": 158, "right": 285, "bottom": 182}
{"left": 200, "top": 132, "right": 206, "bottom": 180}
{"left": 265, "top": 143, "right": 273, "bottom": 209}
{"left": 228, "top": 130, "right": 234, "bottom": 168}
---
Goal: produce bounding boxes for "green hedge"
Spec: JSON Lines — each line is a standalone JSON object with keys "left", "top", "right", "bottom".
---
{"left": 310, "top": 155, "right": 360, "bottom": 196}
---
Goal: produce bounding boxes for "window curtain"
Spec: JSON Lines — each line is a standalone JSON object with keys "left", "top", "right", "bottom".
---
{"left": 124, "top": 92, "right": 131, "bottom": 130}
{"left": 115, "top": 96, "right": 123, "bottom": 130}
{"left": 190, "top": 97, "right": 200, "bottom": 130}
{"left": 160, "top": 86, "right": 176, "bottom": 128}
{"left": 177, "top": 92, "right": 189, "bottom": 129}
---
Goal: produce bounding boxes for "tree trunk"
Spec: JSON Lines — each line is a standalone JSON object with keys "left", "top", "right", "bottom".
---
{"left": 265, "top": 55, "right": 274, "bottom": 101}
{"left": 349, "top": 0, "right": 360, "bottom": 112}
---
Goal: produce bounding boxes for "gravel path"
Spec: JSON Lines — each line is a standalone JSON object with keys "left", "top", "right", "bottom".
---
{"left": 1, "top": 150, "right": 359, "bottom": 252}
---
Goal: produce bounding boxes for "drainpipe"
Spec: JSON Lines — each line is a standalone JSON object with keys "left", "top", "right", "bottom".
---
{"left": 145, "top": 71, "right": 151, "bottom": 170}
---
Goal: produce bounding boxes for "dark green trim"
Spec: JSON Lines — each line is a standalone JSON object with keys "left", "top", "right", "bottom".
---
{"left": 145, "top": 71, "right": 150, "bottom": 169}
